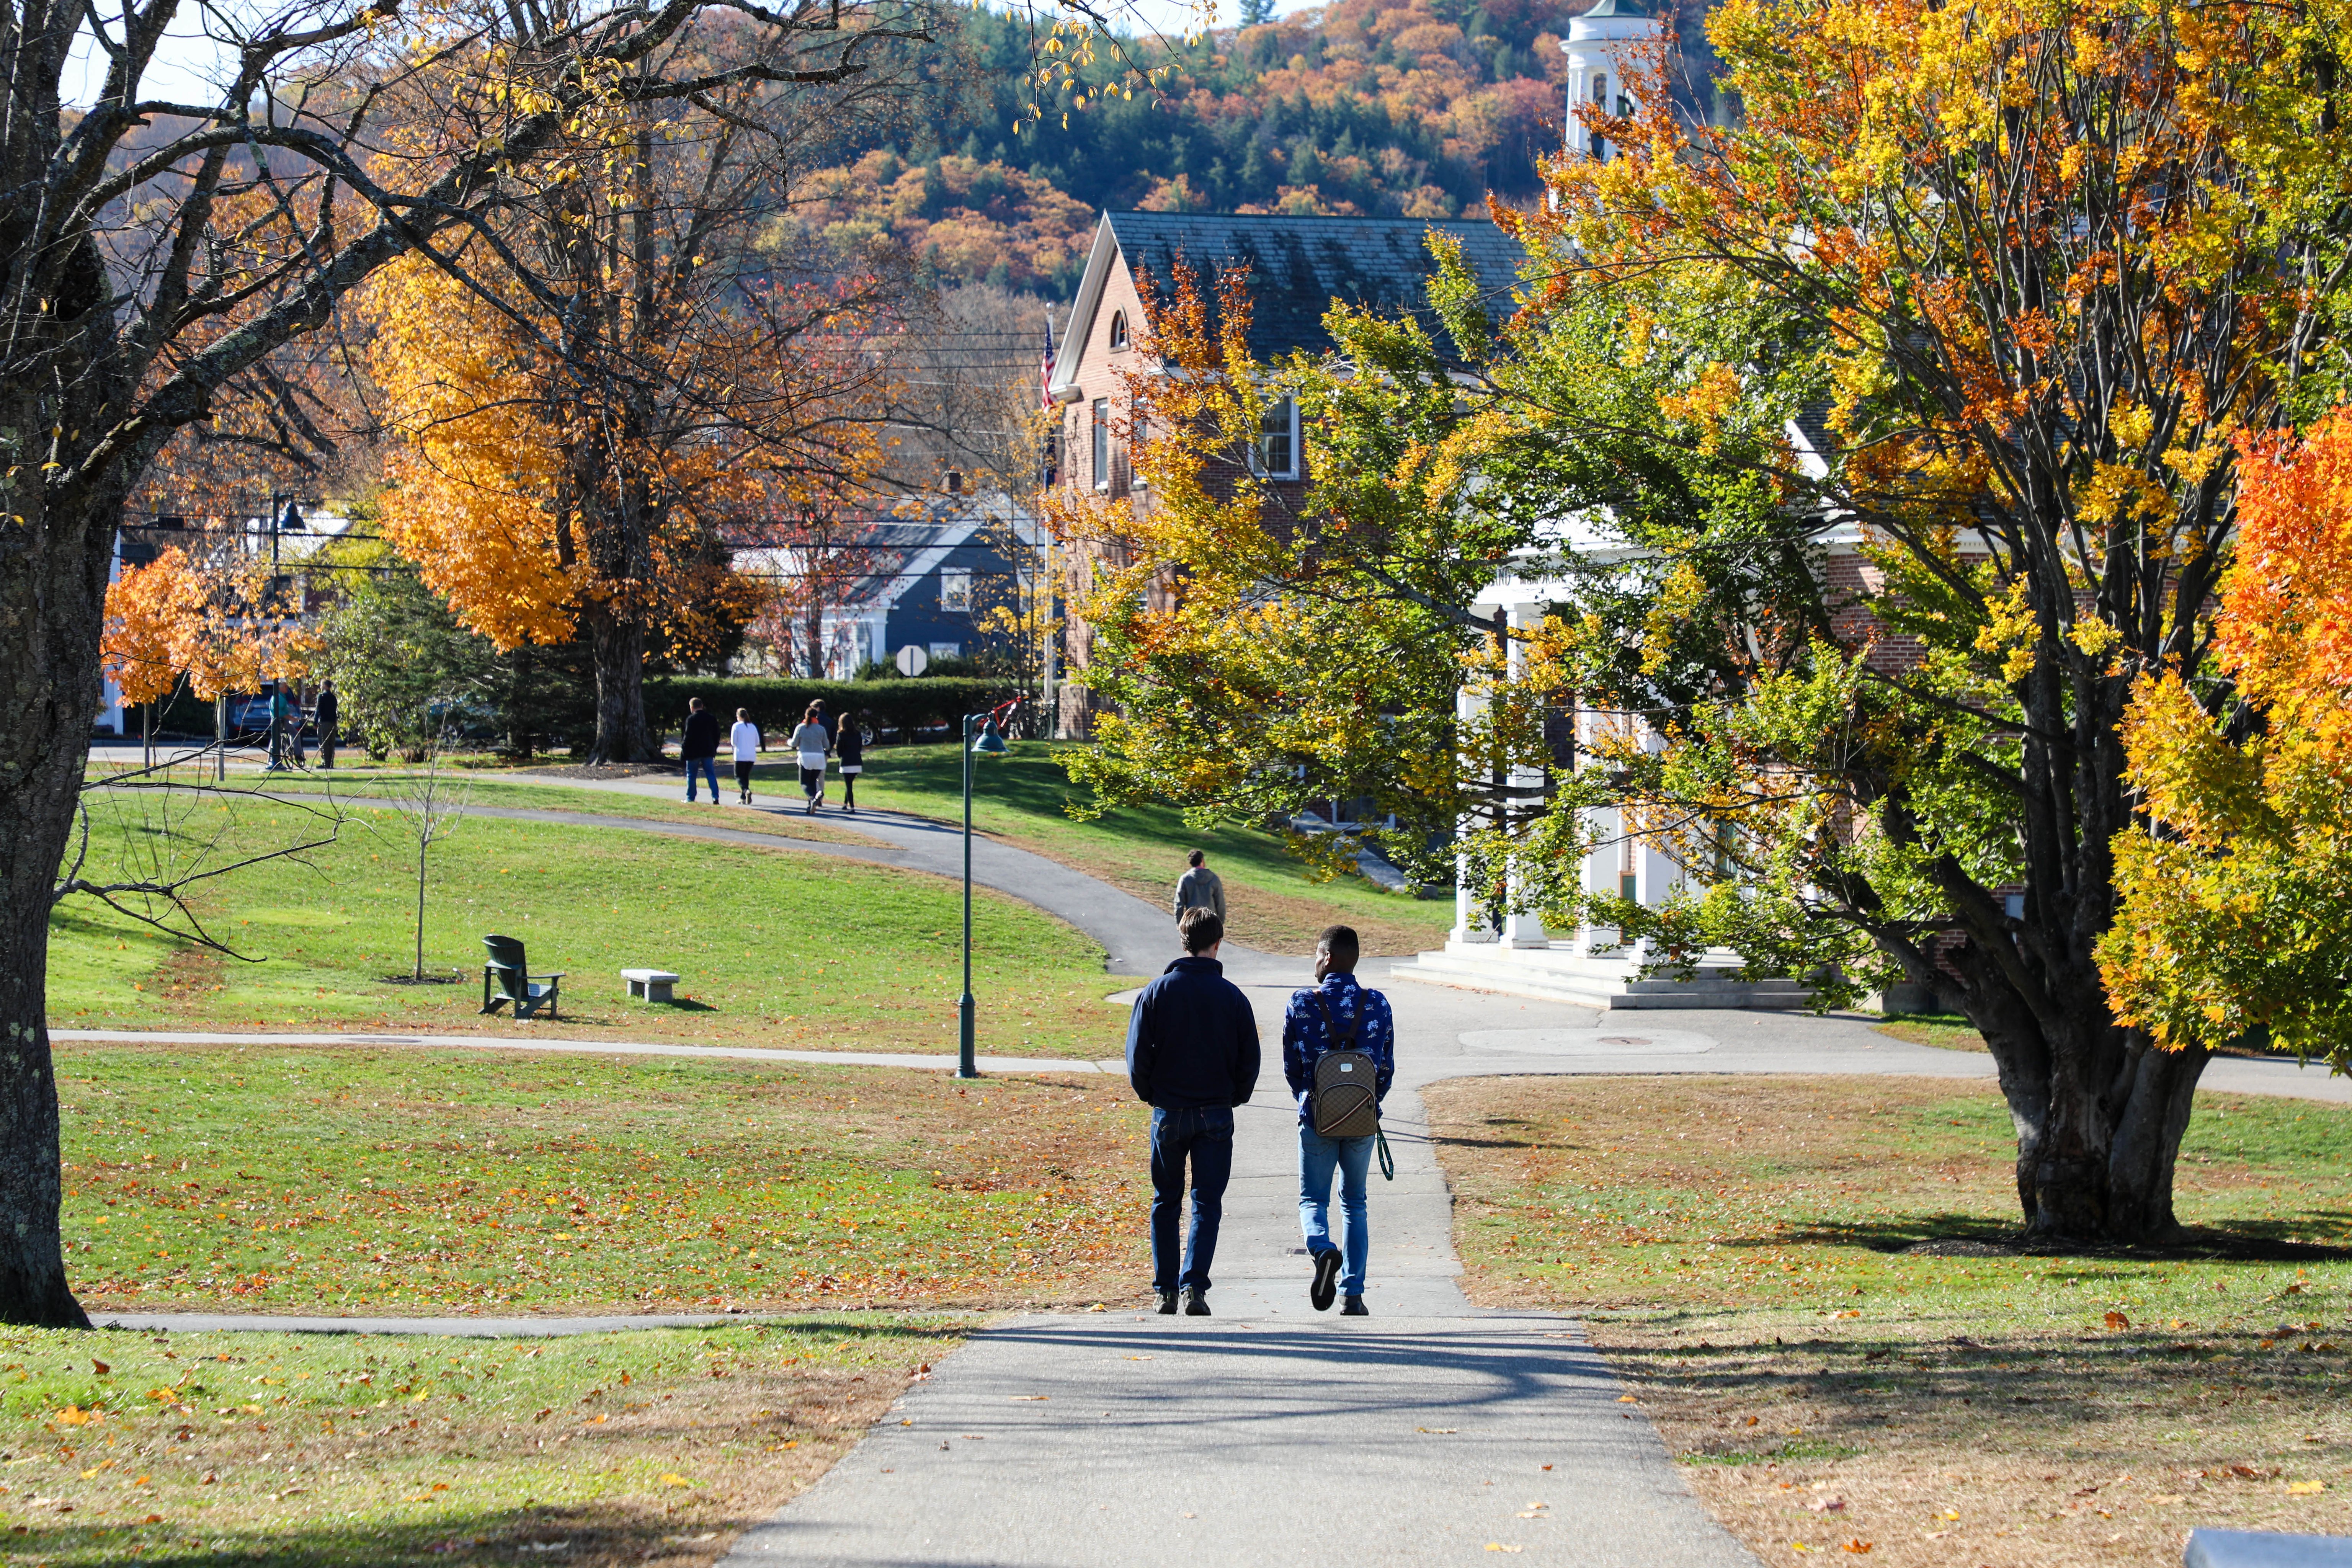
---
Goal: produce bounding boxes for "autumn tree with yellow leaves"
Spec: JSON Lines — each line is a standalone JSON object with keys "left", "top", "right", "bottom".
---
{"left": 2101, "top": 413, "right": 2352, "bottom": 1062}
{"left": 1067, "top": 0, "right": 2352, "bottom": 1242}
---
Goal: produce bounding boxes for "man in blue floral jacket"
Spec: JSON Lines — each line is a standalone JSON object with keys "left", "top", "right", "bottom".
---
{"left": 1283, "top": 924, "right": 1395, "bottom": 1315}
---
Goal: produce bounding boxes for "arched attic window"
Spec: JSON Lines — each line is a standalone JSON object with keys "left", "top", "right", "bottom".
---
{"left": 1109, "top": 310, "right": 1130, "bottom": 350}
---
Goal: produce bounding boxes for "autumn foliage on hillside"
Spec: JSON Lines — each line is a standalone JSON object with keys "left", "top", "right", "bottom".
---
{"left": 786, "top": 0, "right": 1603, "bottom": 291}
{"left": 2102, "top": 413, "right": 2352, "bottom": 1060}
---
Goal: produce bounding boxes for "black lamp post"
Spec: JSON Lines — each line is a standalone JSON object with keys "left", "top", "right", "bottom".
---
{"left": 957, "top": 706, "right": 1012, "bottom": 1080}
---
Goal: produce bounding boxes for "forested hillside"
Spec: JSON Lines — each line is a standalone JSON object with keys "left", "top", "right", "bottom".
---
{"left": 789, "top": 0, "right": 1687, "bottom": 294}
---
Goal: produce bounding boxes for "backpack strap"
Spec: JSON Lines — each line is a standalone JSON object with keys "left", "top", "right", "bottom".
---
{"left": 1313, "top": 989, "right": 1359, "bottom": 1050}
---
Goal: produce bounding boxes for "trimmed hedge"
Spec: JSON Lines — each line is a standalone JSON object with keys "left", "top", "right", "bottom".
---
{"left": 121, "top": 673, "right": 1018, "bottom": 749}
{"left": 642, "top": 675, "right": 1018, "bottom": 743}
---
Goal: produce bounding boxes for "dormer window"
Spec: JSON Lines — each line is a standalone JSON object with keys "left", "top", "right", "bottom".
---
{"left": 1109, "top": 310, "right": 1130, "bottom": 350}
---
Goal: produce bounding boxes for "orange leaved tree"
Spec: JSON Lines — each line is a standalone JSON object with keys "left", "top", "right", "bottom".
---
{"left": 2102, "top": 412, "right": 2352, "bottom": 1060}
{"left": 368, "top": 45, "right": 900, "bottom": 762}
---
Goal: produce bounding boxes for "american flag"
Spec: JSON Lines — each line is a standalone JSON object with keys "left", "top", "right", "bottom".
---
{"left": 1038, "top": 313, "right": 1057, "bottom": 412}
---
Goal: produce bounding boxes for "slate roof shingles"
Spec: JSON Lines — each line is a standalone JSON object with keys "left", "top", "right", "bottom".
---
{"left": 1104, "top": 211, "right": 1527, "bottom": 359}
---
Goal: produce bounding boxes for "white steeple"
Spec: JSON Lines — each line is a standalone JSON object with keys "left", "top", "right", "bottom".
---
{"left": 1561, "top": 0, "right": 1663, "bottom": 162}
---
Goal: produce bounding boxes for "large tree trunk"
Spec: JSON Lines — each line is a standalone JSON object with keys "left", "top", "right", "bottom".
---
{"left": 1978, "top": 1003, "right": 2211, "bottom": 1242}
{"left": 583, "top": 604, "right": 655, "bottom": 764}
{"left": 0, "top": 483, "right": 112, "bottom": 1328}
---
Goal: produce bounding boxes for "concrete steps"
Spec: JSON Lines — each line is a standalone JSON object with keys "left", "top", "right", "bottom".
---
{"left": 1388, "top": 941, "right": 1814, "bottom": 1011}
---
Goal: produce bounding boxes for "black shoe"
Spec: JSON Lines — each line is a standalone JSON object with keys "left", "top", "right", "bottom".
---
{"left": 1183, "top": 1288, "right": 1211, "bottom": 1316}
{"left": 1156, "top": 1290, "right": 1178, "bottom": 1315}
{"left": 1341, "top": 1295, "right": 1369, "bottom": 1316}
{"left": 1310, "top": 1249, "right": 1341, "bottom": 1312}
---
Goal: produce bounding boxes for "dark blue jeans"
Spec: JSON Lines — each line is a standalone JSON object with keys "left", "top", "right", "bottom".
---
{"left": 685, "top": 756, "right": 720, "bottom": 801}
{"left": 1149, "top": 1105, "right": 1234, "bottom": 1293}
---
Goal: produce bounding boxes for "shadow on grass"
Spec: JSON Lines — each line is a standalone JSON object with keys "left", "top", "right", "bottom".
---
{"left": 10, "top": 1502, "right": 743, "bottom": 1567}
{"left": 1609, "top": 1316, "right": 2348, "bottom": 1466}
{"left": 1760, "top": 1212, "right": 2352, "bottom": 1264}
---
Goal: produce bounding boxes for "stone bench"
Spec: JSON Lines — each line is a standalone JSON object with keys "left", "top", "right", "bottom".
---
{"left": 621, "top": 968, "right": 681, "bottom": 1004}
{"left": 2188, "top": 1531, "right": 2352, "bottom": 1567}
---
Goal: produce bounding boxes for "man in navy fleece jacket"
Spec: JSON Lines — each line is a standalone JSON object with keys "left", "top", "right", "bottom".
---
{"left": 1125, "top": 906, "right": 1260, "bottom": 1316}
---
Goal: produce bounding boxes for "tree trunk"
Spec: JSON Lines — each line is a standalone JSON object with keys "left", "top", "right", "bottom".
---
{"left": 0, "top": 488, "right": 113, "bottom": 1328}
{"left": 1989, "top": 1028, "right": 2211, "bottom": 1242}
{"left": 415, "top": 841, "right": 428, "bottom": 982}
{"left": 583, "top": 605, "right": 655, "bottom": 764}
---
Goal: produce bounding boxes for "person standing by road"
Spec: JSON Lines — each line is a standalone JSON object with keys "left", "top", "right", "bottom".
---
{"left": 729, "top": 707, "right": 763, "bottom": 804}
{"left": 835, "top": 709, "right": 865, "bottom": 814}
{"left": 315, "top": 680, "right": 340, "bottom": 769}
{"left": 681, "top": 696, "right": 722, "bottom": 804}
{"left": 1285, "top": 923, "right": 1394, "bottom": 1317}
{"left": 787, "top": 702, "right": 832, "bottom": 814}
{"left": 1173, "top": 849, "right": 1225, "bottom": 929}
{"left": 1126, "top": 906, "right": 1260, "bottom": 1316}
{"left": 263, "top": 681, "right": 292, "bottom": 771}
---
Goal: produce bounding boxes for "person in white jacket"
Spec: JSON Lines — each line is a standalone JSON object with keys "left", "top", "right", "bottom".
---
{"left": 787, "top": 702, "right": 832, "bottom": 814}
{"left": 729, "top": 709, "right": 763, "bottom": 804}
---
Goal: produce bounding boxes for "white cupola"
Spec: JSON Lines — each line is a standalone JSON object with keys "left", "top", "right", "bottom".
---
{"left": 1561, "top": 0, "right": 1663, "bottom": 162}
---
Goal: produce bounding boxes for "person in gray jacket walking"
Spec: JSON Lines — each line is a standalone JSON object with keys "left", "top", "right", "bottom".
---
{"left": 1173, "top": 849, "right": 1225, "bottom": 929}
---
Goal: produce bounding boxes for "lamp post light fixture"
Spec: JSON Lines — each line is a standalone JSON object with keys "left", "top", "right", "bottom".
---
{"left": 957, "top": 703, "right": 1015, "bottom": 1080}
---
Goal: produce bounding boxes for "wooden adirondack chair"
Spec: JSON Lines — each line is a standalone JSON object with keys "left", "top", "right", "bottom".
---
{"left": 480, "top": 934, "right": 564, "bottom": 1019}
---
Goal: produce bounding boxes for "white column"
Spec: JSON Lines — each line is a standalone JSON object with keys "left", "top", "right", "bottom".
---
{"left": 1498, "top": 601, "right": 1549, "bottom": 949}
{"left": 1449, "top": 673, "right": 1494, "bottom": 944}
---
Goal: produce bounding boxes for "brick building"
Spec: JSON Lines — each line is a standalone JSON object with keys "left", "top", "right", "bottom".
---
{"left": 1044, "top": 209, "right": 1526, "bottom": 737}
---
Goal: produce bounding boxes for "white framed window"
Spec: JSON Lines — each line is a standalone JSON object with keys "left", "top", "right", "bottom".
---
{"left": 1253, "top": 396, "right": 1300, "bottom": 479}
{"left": 1132, "top": 411, "right": 1150, "bottom": 489}
{"left": 1109, "top": 310, "right": 1129, "bottom": 350}
{"left": 928, "top": 641, "right": 962, "bottom": 660}
{"left": 1092, "top": 398, "right": 1110, "bottom": 490}
{"left": 939, "top": 568, "right": 972, "bottom": 613}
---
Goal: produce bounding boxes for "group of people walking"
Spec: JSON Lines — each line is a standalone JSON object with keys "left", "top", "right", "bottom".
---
{"left": 678, "top": 696, "right": 864, "bottom": 813}
{"left": 1129, "top": 855, "right": 1395, "bottom": 1317}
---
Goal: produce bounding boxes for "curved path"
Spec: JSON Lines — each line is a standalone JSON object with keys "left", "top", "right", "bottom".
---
{"left": 69, "top": 764, "right": 2352, "bottom": 1567}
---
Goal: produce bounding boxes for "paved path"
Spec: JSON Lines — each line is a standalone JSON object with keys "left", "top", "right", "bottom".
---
{"left": 51, "top": 1029, "right": 1119, "bottom": 1074}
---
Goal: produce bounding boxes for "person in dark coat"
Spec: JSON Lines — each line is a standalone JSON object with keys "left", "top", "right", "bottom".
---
{"left": 315, "top": 680, "right": 339, "bottom": 769}
{"left": 836, "top": 709, "right": 866, "bottom": 814}
{"left": 681, "top": 696, "right": 722, "bottom": 803}
{"left": 1125, "top": 906, "right": 1260, "bottom": 1316}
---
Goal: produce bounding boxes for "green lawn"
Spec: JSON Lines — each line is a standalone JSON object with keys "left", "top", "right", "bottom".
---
{"left": 837, "top": 740, "right": 1451, "bottom": 956}
{"left": 168, "top": 768, "right": 884, "bottom": 847}
{"left": 0, "top": 1318, "right": 949, "bottom": 1568}
{"left": 1430, "top": 1075, "right": 2352, "bottom": 1567}
{"left": 47, "top": 792, "right": 1126, "bottom": 1055}
{"left": 58, "top": 1045, "right": 1148, "bottom": 1313}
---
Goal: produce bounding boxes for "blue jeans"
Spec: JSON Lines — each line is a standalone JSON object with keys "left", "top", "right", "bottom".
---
{"left": 1149, "top": 1106, "right": 1234, "bottom": 1293}
{"left": 1299, "top": 1124, "right": 1374, "bottom": 1297}
{"left": 685, "top": 756, "right": 720, "bottom": 800}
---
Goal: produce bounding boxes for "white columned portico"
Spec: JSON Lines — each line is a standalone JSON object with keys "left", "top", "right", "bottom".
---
{"left": 1402, "top": 568, "right": 1816, "bottom": 1011}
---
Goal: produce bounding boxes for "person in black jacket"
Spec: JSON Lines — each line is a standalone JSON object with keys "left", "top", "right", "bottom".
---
{"left": 836, "top": 709, "right": 865, "bottom": 814}
{"left": 1125, "top": 906, "right": 1260, "bottom": 1316}
{"left": 314, "top": 681, "right": 339, "bottom": 769}
{"left": 681, "top": 697, "right": 722, "bottom": 804}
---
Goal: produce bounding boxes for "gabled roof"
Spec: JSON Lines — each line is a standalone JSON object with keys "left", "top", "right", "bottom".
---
{"left": 732, "top": 493, "right": 1030, "bottom": 615}
{"left": 1052, "top": 210, "right": 1528, "bottom": 398}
